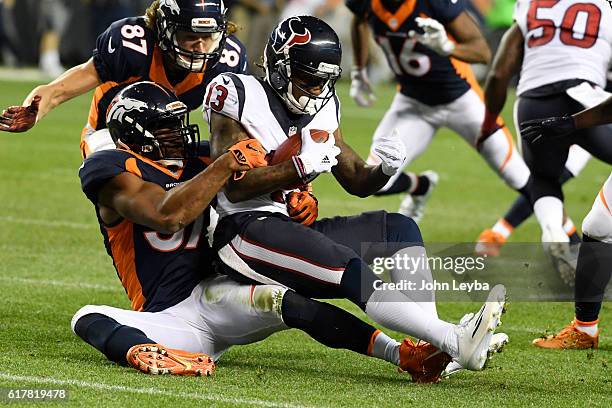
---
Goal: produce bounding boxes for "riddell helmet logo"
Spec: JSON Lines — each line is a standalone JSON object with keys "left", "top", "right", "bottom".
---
{"left": 272, "top": 17, "right": 312, "bottom": 54}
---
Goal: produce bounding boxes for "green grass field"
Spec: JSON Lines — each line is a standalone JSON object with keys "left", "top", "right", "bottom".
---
{"left": 0, "top": 79, "right": 610, "bottom": 407}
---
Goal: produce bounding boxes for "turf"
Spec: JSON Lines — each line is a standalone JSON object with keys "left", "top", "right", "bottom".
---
{"left": 0, "top": 79, "right": 610, "bottom": 407}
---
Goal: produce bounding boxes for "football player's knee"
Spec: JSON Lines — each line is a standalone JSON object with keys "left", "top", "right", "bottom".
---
{"left": 582, "top": 200, "right": 612, "bottom": 243}
{"left": 340, "top": 258, "right": 378, "bottom": 310}
{"left": 251, "top": 285, "right": 286, "bottom": 316}
{"left": 500, "top": 154, "right": 531, "bottom": 190}
{"left": 386, "top": 212, "right": 423, "bottom": 245}
{"left": 71, "top": 305, "right": 107, "bottom": 334}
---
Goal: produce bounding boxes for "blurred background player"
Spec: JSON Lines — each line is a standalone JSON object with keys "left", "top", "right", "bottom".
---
{"left": 482, "top": 0, "right": 612, "bottom": 283}
{"left": 347, "top": 0, "right": 531, "bottom": 224}
{"left": 520, "top": 93, "right": 612, "bottom": 349}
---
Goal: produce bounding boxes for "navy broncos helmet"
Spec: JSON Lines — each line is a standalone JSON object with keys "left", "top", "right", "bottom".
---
{"left": 264, "top": 16, "right": 342, "bottom": 115}
{"left": 156, "top": 0, "right": 228, "bottom": 72}
{"left": 106, "top": 81, "right": 200, "bottom": 161}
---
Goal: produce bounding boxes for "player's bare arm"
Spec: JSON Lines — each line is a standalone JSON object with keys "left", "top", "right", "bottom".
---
{"left": 97, "top": 152, "right": 248, "bottom": 233}
{"left": 0, "top": 58, "right": 100, "bottom": 132}
{"left": 446, "top": 12, "right": 491, "bottom": 64}
{"left": 209, "top": 111, "right": 301, "bottom": 202}
{"left": 349, "top": 15, "right": 376, "bottom": 107}
{"left": 574, "top": 95, "right": 612, "bottom": 129}
{"left": 332, "top": 129, "right": 390, "bottom": 197}
{"left": 484, "top": 24, "right": 524, "bottom": 119}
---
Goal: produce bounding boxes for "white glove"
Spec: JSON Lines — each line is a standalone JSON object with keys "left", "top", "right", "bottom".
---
{"left": 373, "top": 130, "right": 406, "bottom": 177}
{"left": 349, "top": 67, "right": 376, "bottom": 107}
{"left": 293, "top": 129, "right": 341, "bottom": 182}
{"left": 408, "top": 17, "right": 455, "bottom": 56}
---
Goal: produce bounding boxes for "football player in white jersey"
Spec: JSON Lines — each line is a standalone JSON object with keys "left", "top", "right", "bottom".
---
{"left": 205, "top": 16, "right": 508, "bottom": 379}
{"left": 347, "top": 0, "right": 532, "bottom": 223}
{"left": 519, "top": 93, "right": 612, "bottom": 349}
{"left": 482, "top": 0, "right": 612, "bottom": 282}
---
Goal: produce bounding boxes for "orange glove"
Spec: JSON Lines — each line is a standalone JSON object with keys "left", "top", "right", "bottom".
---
{"left": 286, "top": 191, "right": 318, "bottom": 226}
{"left": 228, "top": 138, "right": 268, "bottom": 180}
{"left": 0, "top": 95, "right": 41, "bottom": 133}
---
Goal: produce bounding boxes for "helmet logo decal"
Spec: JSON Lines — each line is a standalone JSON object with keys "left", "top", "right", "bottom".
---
{"left": 272, "top": 17, "right": 311, "bottom": 54}
{"left": 161, "top": 0, "right": 181, "bottom": 15}
{"left": 108, "top": 98, "right": 149, "bottom": 123}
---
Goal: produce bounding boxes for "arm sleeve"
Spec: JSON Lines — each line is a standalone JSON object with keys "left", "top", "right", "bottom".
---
{"left": 79, "top": 151, "right": 129, "bottom": 203}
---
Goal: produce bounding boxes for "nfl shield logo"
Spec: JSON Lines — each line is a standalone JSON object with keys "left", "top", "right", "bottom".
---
{"left": 288, "top": 126, "right": 297, "bottom": 137}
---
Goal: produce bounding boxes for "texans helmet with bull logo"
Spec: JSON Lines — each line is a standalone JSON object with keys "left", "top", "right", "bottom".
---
{"left": 263, "top": 16, "right": 342, "bottom": 115}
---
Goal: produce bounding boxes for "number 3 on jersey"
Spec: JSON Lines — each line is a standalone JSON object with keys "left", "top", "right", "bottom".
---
{"left": 377, "top": 36, "right": 431, "bottom": 77}
{"left": 205, "top": 82, "right": 229, "bottom": 112}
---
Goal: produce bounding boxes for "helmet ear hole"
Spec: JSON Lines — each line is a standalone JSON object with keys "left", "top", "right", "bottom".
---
{"left": 269, "top": 72, "right": 286, "bottom": 92}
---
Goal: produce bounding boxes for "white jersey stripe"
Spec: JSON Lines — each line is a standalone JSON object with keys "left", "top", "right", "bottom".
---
{"left": 229, "top": 235, "right": 344, "bottom": 285}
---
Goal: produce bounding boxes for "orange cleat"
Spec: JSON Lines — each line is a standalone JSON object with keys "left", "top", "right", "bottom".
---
{"left": 532, "top": 321, "right": 599, "bottom": 350}
{"left": 126, "top": 343, "right": 216, "bottom": 376}
{"left": 399, "top": 338, "right": 453, "bottom": 383}
{"left": 475, "top": 229, "right": 507, "bottom": 257}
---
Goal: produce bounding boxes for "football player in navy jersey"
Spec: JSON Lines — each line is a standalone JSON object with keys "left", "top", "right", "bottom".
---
{"left": 0, "top": 0, "right": 247, "bottom": 158}
{"left": 73, "top": 80, "right": 473, "bottom": 381}
{"left": 347, "top": 0, "right": 532, "bottom": 224}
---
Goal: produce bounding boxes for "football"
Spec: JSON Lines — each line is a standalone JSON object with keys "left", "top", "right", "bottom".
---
{"left": 267, "top": 129, "right": 331, "bottom": 166}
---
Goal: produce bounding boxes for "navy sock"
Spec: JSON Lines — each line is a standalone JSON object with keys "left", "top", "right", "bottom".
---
{"left": 374, "top": 173, "right": 431, "bottom": 196}
{"left": 574, "top": 235, "right": 612, "bottom": 322}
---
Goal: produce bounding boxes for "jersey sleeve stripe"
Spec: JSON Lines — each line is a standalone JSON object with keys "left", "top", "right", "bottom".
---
{"left": 226, "top": 74, "right": 247, "bottom": 120}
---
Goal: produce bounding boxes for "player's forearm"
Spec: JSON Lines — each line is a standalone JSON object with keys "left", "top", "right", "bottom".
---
{"left": 23, "top": 60, "right": 100, "bottom": 122}
{"left": 573, "top": 96, "right": 612, "bottom": 129}
{"left": 351, "top": 16, "right": 370, "bottom": 68}
{"left": 334, "top": 162, "right": 387, "bottom": 198}
{"left": 450, "top": 38, "right": 491, "bottom": 64}
{"left": 155, "top": 154, "right": 235, "bottom": 232}
{"left": 224, "top": 161, "right": 301, "bottom": 203}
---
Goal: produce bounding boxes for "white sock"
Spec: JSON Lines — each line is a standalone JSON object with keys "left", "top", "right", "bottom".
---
{"left": 370, "top": 330, "right": 400, "bottom": 365}
{"left": 492, "top": 218, "right": 513, "bottom": 239}
{"left": 389, "top": 246, "right": 438, "bottom": 318}
{"left": 575, "top": 319, "right": 598, "bottom": 337}
{"left": 534, "top": 196, "right": 568, "bottom": 242}
{"left": 364, "top": 289, "right": 456, "bottom": 356}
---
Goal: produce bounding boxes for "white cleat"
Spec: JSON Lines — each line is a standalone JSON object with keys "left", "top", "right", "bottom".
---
{"left": 398, "top": 170, "right": 439, "bottom": 224}
{"left": 442, "top": 332, "right": 509, "bottom": 377}
{"left": 453, "top": 284, "right": 506, "bottom": 371}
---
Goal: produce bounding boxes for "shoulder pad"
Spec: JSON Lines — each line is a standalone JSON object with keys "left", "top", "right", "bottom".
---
{"left": 202, "top": 73, "right": 248, "bottom": 123}
{"left": 79, "top": 150, "right": 133, "bottom": 203}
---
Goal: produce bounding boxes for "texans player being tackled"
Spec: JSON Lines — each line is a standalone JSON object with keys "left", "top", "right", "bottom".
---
{"left": 205, "top": 15, "right": 508, "bottom": 380}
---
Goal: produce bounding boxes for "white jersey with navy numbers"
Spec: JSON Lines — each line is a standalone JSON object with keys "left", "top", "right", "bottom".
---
{"left": 515, "top": 0, "right": 612, "bottom": 95}
{"left": 203, "top": 73, "right": 341, "bottom": 218}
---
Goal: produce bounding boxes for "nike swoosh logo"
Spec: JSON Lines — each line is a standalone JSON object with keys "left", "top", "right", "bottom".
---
{"left": 108, "top": 38, "right": 116, "bottom": 54}
{"left": 222, "top": 77, "right": 230, "bottom": 85}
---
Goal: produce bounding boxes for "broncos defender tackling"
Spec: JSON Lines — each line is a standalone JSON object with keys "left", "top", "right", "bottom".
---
{"left": 347, "top": 0, "right": 531, "bottom": 223}
{"left": 73, "top": 81, "right": 484, "bottom": 382}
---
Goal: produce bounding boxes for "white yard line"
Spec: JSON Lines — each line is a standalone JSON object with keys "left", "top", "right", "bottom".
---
{"left": 0, "top": 276, "right": 118, "bottom": 292}
{"left": 0, "top": 373, "right": 317, "bottom": 408}
{"left": 0, "top": 215, "right": 95, "bottom": 230}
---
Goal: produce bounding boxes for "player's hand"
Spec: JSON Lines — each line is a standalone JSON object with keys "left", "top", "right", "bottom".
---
{"left": 286, "top": 190, "right": 318, "bottom": 226}
{"left": 294, "top": 129, "right": 341, "bottom": 182}
{"left": 350, "top": 67, "right": 376, "bottom": 107}
{"left": 373, "top": 130, "right": 406, "bottom": 176}
{"left": 408, "top": 17, "right": 455, "bottom": 56}
{"left": 520, "top": 115, "right": 576, "bottom": 144}
{"left": 0, "top": 95, "right": 41, "bottom": 133}
{"left": 227, "top": 138, "right": 268, "bottom": 180}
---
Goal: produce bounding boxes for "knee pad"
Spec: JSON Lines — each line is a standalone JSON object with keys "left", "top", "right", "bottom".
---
{"left": 582, "top": 197, "right": 612, "bottom": 243}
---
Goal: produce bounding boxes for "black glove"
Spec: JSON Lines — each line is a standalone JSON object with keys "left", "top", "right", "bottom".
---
{"left": 520, "top": 115, "right": 575, "bottom": 144}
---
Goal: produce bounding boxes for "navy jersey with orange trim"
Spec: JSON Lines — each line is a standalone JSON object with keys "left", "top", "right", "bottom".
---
{"left": 347, "top": 0, "right": 470, "bottom": 105}
{"left": 79, "top": 149, "right": 214, "bottom": 313}
{"left": 84, "top": 16, "right": 248, "bottom": 135}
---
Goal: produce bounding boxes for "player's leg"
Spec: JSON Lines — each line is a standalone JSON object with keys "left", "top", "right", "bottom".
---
{"left": 366, "top": 92, "right": 438, "bottom": 222}
{"left": 71, "top": 303, "right": 215, "bottom": 375}
{"left": 475, "top": 145, "right": 590, "bottom": 256}
{"left": 445, "top": 88, "right": 531, "bottom": 192}
{"left": 533, "top": 174, "right": 612, "bottom": 349}
{"left": 215, "top": 212, "right": 506, "bottom": 370}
